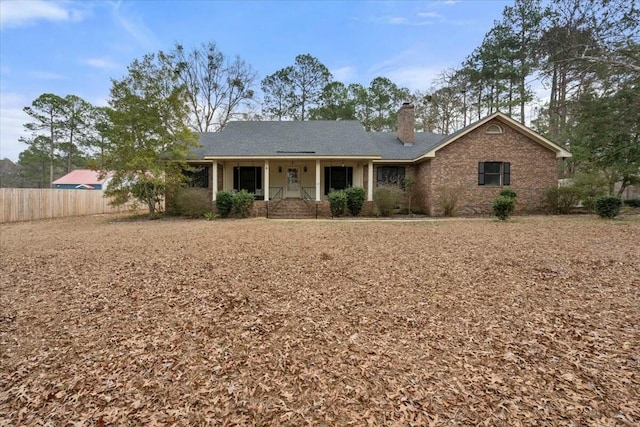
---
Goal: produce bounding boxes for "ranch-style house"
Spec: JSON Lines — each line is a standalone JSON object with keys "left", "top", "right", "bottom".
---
{"left": 185, "top": 103, "right": 571, "bottom": 217}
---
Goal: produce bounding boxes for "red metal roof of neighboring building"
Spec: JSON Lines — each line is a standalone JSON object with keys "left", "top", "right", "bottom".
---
{"left": 52, "top": 169, "right": 110, "bottom": 185}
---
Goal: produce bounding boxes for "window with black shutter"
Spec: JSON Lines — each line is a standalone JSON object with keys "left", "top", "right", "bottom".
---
{"left": 478, "top": 162, "right": 510, "bottom": 186}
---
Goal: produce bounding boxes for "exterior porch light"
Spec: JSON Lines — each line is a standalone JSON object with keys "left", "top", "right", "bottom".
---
{"left": 278, "top": 166, "right": 282, "bottom": 173}
{"left": 303, "top": 165, "right": 307, "bottom": 173}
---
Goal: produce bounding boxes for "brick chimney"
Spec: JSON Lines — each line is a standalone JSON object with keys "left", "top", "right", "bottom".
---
{"left": 397, "top": 102, "right": 415, "bottom": 145}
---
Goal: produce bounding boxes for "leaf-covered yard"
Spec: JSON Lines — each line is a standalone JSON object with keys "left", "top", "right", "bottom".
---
{"left": 1, "top": 215, "right": 638, "bottom": 426}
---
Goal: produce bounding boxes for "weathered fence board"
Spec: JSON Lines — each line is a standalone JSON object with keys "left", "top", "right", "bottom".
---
{"left": 0, "top": 189, "right": 139, "bottom": 223}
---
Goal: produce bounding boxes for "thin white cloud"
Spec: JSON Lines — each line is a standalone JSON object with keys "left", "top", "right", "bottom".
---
{"left": 386, "top": 66, "right": 445, "bottom": 91}
{"left": 27, "top": 71, "right": 67, "bottom": 80}
{"left": 388, "top": 16, "right": 408, "bottom": 25}
{"left": 417, "top": 12, "right": 441, "bottom": 19}
{"left": 0, "top": 92, "right": 30, "bottom": 161}
{"left": 83, "top": 57, "right": 119, "bottom": 70}
{"left": 110, "top": 1, "right": 159, "bottom": 49}
{"left": 331, "top": 66, "right": 357, "bottom": 82}
{"left": 0, "top": 0, "right": 85, "bottom": 29}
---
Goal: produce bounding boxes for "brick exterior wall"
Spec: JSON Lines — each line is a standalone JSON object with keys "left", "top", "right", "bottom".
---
{"left": 397, "top": 103, "right": 415, "bottom": 145}
{"left": 418, "top": 119, "right": 559, "bottom": 216}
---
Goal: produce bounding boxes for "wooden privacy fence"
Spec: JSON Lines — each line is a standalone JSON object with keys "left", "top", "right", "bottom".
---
{"left": 0, "top": 188, "right": 139, "bottom": 223}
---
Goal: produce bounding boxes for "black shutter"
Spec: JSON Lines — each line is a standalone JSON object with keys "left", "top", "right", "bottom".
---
{"left": 324, "top": 167, "right": 330, "bottom": 195}
{"left": 503, "top": 162, "right": 511, "bottom": 186}
{"left": 233, "top": 167, "right": 239, "bottom": 190}
{"left": 478, "top": 162, "right": 485, "bottom": 185}
{"left": 347, "top": 167, "right": 353, "bottom": 188}
{"left": 256, "top": 167, "right": 262, "bottom": 190}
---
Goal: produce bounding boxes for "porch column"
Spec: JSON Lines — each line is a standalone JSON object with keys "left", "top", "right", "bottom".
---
{"left": 367, "top": 160, "right": 374, "bottom": 201}
{"left": 315, "top": 159, "right": 321, "bottom": 201}
{"left": 264, "top": 160, "right": 270, "bottom": 201}
{"left": 211, "top": 161, "right": 218, "bottom": 201}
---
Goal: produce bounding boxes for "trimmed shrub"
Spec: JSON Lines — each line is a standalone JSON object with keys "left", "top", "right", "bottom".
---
{"left": 543, "top": 186, "right": 581, "bottom": 214}
{"left": 345, "top": 187, "right": 366, "bottom": 216}
{"left": 492, "top": 195, "right": 516, "bottom": 220}
{"left": 233, "top": 189, "right": 255, "bottom": 218}
{"left": 174, "top": 188, "right": 212, "bottom": 218}
{"left": 624, "top": 198, "right": 640, "bottom": 208}
{"left": 595, "top": 196, "right": 622, "bottom": 219}
{"left": 215, "top": 191, "right": 234, "bottom": 217}
{"left": 328, "top": 190, "right": 347, "bottom": 217}
{"left": 499, "top": 188, "right": 517, "bottom": 199}
{"left": 374, "top": 185, "right": 403, "bottom": 217}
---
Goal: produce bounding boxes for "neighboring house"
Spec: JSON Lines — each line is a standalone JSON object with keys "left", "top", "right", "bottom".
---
{"left": 52, "top": 170, "right": 112, "bottom": 190}
{"left": 188, "top": 104, "right": 571, "bottom": 216}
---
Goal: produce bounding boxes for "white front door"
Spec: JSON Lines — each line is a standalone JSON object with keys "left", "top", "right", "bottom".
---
{"left": 286, "top": 167, "right": 300, "bottom": 198}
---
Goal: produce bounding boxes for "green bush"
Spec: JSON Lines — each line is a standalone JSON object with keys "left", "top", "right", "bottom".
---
{"left": 572, "top": 172, "right": 607, "bottom": 211}
{"left": 624, "top": 198, "right": 640, "bottom": 208}
{"left": 499, "top": 188, "right": 517, "bottom": 199}
{"left": 374, "top": 185, "right": 403, "bottom": 217}
{"left": 328, "top": 190, "right": 347, "bottom": 217}
{"left": 174, "top": 188, "right": 212, "bottom": 218}
{"left": 492, "top": 195, "right": 516, "bottom": 220}
{"left": 543, "top": 186, "right": 581, "bottom": 214}
{"left": 233, "top": 189, "right": 255, "bottom": 218}
{"left": 215, "top": 191, "right": 234, "bottom": 217}
{"left": 345, "top": 187, "right": 366, "bottom": 216}
{"left": 595, "top": 196, "right": 622, "bottom": 219}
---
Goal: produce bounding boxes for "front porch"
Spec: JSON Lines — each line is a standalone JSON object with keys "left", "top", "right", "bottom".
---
{"left": 203, "top": 159, "right": 378, "bottom": 203}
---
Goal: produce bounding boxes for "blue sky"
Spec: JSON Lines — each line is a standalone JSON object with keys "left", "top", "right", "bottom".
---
{"left": 0, "top": 0, "right": 511, "bottom": 161}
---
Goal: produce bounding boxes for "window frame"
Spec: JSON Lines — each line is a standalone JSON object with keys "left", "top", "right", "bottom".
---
{"left": 233, "top": 166, "right": 263, "bottom": 195}
{"left": 324, "top": 166, "right": 353, "bottom": 195}
{"left": 376, "top": 166, "right": 406, "bottom": 189}
{"left": 478, "top": 162, "right": 510, "bottom": 186}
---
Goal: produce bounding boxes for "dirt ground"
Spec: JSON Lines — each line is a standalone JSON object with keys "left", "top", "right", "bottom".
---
{"left": 1, "top": 214, "right": 639, "bottom": 426}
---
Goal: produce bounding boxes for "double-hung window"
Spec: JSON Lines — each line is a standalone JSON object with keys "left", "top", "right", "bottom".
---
{"left": 478, "top": 162, "right": 510, "bottom": 186}
{"left": 377, "top": 166, "right": 406, "bottom": 189}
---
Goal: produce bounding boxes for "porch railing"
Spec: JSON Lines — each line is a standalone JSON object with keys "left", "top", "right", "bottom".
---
{"left": 302, "top": 187, "right": 315, "bottom": 201}
{"left": 269, "top": 187, "right": 283, "bottom": 200}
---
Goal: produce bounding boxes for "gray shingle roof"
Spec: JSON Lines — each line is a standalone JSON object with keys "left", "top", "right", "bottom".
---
{"left": 192, "top": 120, "right": 447, "bottom": 161}
{"left": 369, "top": 132, "right": 446, "bottom": 160}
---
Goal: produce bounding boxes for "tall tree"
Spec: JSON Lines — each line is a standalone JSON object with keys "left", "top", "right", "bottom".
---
{"left": 20, "top": 93, "right": 66, "bottom": 187}
{"left": 59, "top": 94, "right": 93, "bottom": 173}
{"left": 261, "top": 54, "right": 331, "bottom": 121}
{"left": 368, "top": 77, "right": 410, "bottom": 131}
{"left": 310, "top": 81, "right": 356, "bottom": 120}
{"left": 17, "top": 143, "right": 54, "bottom": 188}
{"left": 261, "top": 68, "right": 295, "bottom": 120}
{"left": 172, "top": 42, "right": 257, "bottom": 132}
{"left": 99, "top": 52, "right": 198, "bottom": 214}
{"left": 501, "top": 0, "right": 545, "bottom": 122}
{"left": 568, "top": 80, "right": 640, "bottom": 195}
{"left": 349, "top": 83, "right": 375, "bottom": 130}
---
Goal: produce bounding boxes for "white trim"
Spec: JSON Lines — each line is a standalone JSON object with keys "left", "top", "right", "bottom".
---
{"left": 416, "top": 112, "right": 572, "bottom": 160}
{"left": 315, "top": 160, "right": 321, "bottom": 201}
{"left": 211, "top": 161, "right": 218, "bottom": 201}
{"left": 203, "top": 155, "right": 381, "bottom": 161}
{"left": 264, "top": 160, "right": 270, "bottom": 201}
{"left": 367, "top": 161, "right": 374, "bottom": 202}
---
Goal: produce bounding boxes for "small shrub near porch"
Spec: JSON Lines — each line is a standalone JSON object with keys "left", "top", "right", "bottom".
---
{"left": 374, "top": 185, "right": 403, "bottom": 217}
{"left": 328, "top": 190, "right": 347, "bottom": 217}
{"left": 345, "top": 187, "right": 366, "bottom": 216}
{"left": 215, "top": 190, "right": 255, "bottom": 218}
